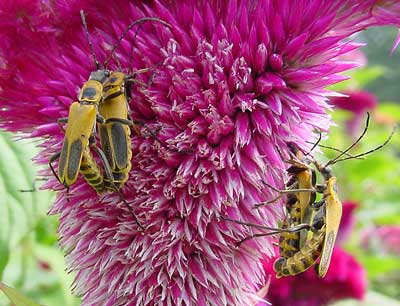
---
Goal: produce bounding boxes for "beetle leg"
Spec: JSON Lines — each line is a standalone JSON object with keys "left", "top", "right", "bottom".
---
{"left": 49, "top": 152, "right": 62, "bottom": 183}
{"left": 219, "top": 216, "right": 311, "bottom": 233}
{"left": 96, "top": 113, "right": 106, "bottom": 124}
{"left": 254, "top": 180, "right": 315, "bottom": 209}
{"left": 236, "top": 223, "right": 312, "bottom": 246}
{"left": 93, "top": 145, "right": 145, "bottom": 231}
{"left": 57, "top": 117, "right": 68, "bottom": 133}
{"left": 18, "top": 177, "right": 47, "bottom": 192}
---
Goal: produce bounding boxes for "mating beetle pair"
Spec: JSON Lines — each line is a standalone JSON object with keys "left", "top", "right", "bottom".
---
{"left": 222, "top": 114, "right": 394, "bottom": 278}
{"left": 49, "top": 11, "right": 171, "bottom": 229}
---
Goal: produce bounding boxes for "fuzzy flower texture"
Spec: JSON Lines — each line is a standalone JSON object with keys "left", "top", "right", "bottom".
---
{"left": 0, "top": 1, "right": 399, "bottom": 305}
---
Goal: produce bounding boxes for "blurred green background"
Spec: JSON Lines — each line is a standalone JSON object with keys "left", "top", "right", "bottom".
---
{"left": 359, "top": 27, "right": 400, "bottom": 103}
{"left": 0, "top": 134, "right": 80, "bottom": 306}
{"left": 0, "top": 28, "right": 400, "bottom": 306}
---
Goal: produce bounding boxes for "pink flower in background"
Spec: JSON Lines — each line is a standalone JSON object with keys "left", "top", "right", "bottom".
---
{"left": 0, "top": 1, "right": 399, "bottom": 305}
{"left": 331, "top": 90, "right": 378, "bottom": 135}
{"left": 332, "top": 91, "right": 378, "bottom": 113}
{"left": 362, "top": 225, "right": 400, "bottom": 256}
{"left": 337, "top": 201, "right": 358, "bottom": 245}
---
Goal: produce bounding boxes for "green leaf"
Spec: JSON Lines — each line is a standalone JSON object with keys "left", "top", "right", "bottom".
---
{"left": 0, "top": 169, "right": 10, "bottom": 278}
{"left": 0, "top": 282, "right": 45, "bottom": 306}
{"left": 0, "top": 240, "right": 9, "bottom": 280}
{"left": 0, "top": 131, "right": 54, "bottom": 246}
{"left": 0, "top": 130, "right": 58, "bottom": 303}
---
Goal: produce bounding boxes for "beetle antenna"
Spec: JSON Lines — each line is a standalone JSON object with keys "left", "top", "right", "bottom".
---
{"left": 325, "top": 112, "right": 370, "bottom": 167}
{"left": 305, "top": 132, "right": 322, "bottom": 156}
{"left": 305, "top": 141, "right": 364, "bottom": 160}
{"left": 333, "top": 126, "right": 395, "bottom": 164}
{"left": 80, "top": 10, "right": 100, "bottom": 70}
{"left": 103, "top": 17, "right": 171, "bottom": 69}
{"left": 127, "top": 22, "right": 145, "bottom": 74}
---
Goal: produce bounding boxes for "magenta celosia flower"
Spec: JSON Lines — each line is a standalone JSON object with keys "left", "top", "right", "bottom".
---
{"left": 0, "top": 1, "right": 399, "bottom": 305}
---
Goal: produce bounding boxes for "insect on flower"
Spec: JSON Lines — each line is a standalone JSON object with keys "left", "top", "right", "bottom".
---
{"left": 222, "top": 113, "right": 395, "bottom": 277}
{"left": 254, "top": 147, "right": 316, "bottom": 247}
{"left": 273, "top": 204, "right": 326, "bottom": 278}
{"left": 2, "top": 2, "right": 400, "bottom": 304}
{"left": 221, "top": 150, "right": 317, "bottom": 277}
{"left": 48, "top": 72, "right": 109, "bottom": 194}
{"left": 98, "top": 71, "right": 136, "bottom": 190}
{"left": 309, "top": 113, "right": 395, "bottom": 277}
{"left": 49, "top": 11, "right": 171, "bottom": 229}
{"left": 80, "top": 11, "right": 173, "bottom": 191}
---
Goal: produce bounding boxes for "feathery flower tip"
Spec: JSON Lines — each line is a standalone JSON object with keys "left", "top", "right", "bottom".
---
{"left": 0, "top": 1, "right": 400, "bottom": 305}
